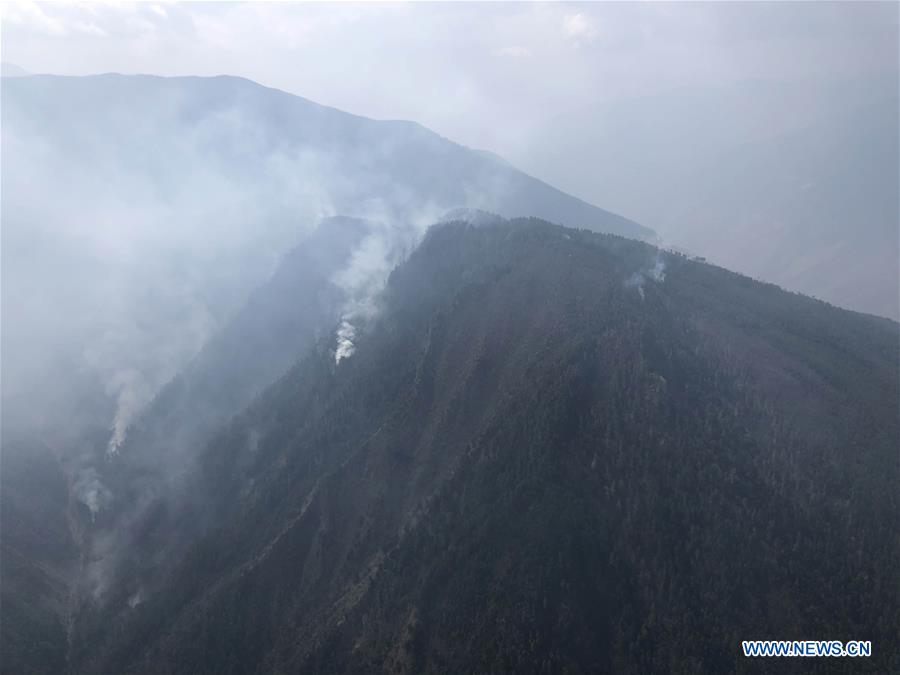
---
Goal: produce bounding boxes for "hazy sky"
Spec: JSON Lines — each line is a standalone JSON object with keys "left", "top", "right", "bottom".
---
{"left": 4, "top": 2, "right": 897, "bottom": 189}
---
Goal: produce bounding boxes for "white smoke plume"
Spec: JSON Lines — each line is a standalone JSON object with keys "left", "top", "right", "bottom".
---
{"left": 4, "top": 85, "right": 338, "bottom": 458}
{"left": 330, "top": 230, "right": 395, "bottom": 363}
{"left": 649, "top": 252, "right": 666, "bottom": 282}
{"left": 334, "top": 320, "right": 357, "bottom": 364}
{"left": 127, "top": 589, "right": 144, "bottom": 608}
{"left": 73, "top": 466, "right": 112, "bottom": 521}
{"left": 104, "top": 368, "right": 153, "bottom": 454}
{"left": 330, "top": 203, "right": 441, "bottom": 365}
{"left": 626, "top": 249, "right": 667, "bottom": 300}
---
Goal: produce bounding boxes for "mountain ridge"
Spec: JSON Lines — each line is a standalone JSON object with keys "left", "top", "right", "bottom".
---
{"left": 2, "top": 72, "right": 653, "bottom": 240}
{"left": 67, "top": 218, "right": 899, "bottom": 674}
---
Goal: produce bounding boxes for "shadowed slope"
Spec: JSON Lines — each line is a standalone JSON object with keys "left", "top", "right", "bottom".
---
{"left": 71, "top": 220, "right": 898, "bottom": 674}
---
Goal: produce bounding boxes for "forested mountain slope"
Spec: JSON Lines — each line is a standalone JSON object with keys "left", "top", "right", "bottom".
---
{"left": 70, "top": 219, "right": 898, "bottom": 674}
{"left": 2, "top": 70, "right": 650, "bottom": 547}
{"left": 0, "top": 215, "right": 368, "bottom": 674}
{"left": 115, "top": 216, "right": 369, "bottom": 468}
{"left": 3, "top": 72, "right": 650, "bottom": 503}
{"left": 0, "top": 438, "right": 79, "bottom": 675}
{"left": 60, "top": 217, "right": 370, "bottom": 637}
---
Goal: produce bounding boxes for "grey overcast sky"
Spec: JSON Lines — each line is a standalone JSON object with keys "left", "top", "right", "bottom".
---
{"left": 3, "top": 1, "right": 898, "bottom": 207}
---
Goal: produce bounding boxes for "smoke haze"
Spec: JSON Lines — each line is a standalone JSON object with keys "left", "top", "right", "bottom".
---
{"left": 1, "top": 5, "right": 898, "bottom": 673}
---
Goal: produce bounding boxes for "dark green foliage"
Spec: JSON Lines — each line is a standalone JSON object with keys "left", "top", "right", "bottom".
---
{"left": 69, "top": 220, "right": 899, "bottom": 673}
{"left": 0, "top": 439, "right": 79, "bottom": 675}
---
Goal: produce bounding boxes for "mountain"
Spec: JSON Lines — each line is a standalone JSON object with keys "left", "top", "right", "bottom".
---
{"left": 663, "top": 95, "right": 899, "bottom": 320}
{"left": 1, "top": 70, "right": 651, "bottom": 459}
{"left": 0, "top": 214, "right": 375, "bottom": 675}
{"left": 3, "top": 71, "right": 897, "bottom": 673}
{"left": 62, "top": 216, "right": 371, "bottom": 602}
{"left": 67, "top": 219, "right": 898, "bottom": 674}
{"left": 2, "top": 73, "right": 649, "bottom": 238}
{"left": 2, "top": 73, "right": 653, "bottom": 675}
{"left": 523, "top": 76, "right": 899, "bottom": 319}
{"left": 0, "top": 437, "right": 79, "bottom": 675}
{"left": 115, "top": 215, "right": 369, "bottom": 463}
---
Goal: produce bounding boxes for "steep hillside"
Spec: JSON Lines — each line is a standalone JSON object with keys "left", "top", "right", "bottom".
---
{"left": 2, "top": 70, "right": 650, "bottom": 488}
{"left": 70, "top": 219, "right": 898, "bottom": 674}
{"left": 62, "top": 216, "right": 371, "bottom": 615}
{"left": 115, "top": 215, "right": 369, "bottom": 464}
{"left": 0, "top": 439, "right": 79, "bottom": 675}
{"left": 8, "top": 74, "right": 650, "bottom": 663}
{"left": 0, "top": 215, "right": 368, "bottom": 674}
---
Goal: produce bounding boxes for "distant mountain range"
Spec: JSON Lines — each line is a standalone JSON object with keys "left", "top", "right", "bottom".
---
{"left": 2, "top": 73, "right": 649, "bottom": 237}
{"left": 523, "top": 75, "right": 899, "bottom": 319}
